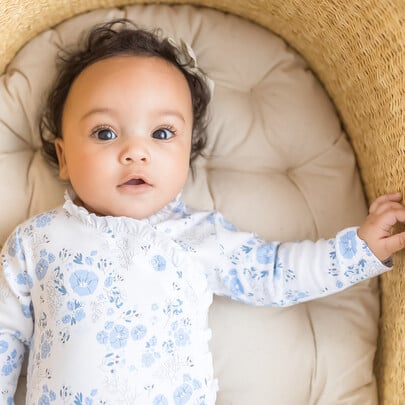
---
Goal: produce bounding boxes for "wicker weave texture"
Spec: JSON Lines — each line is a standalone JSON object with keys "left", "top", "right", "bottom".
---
{"left": 0, "top": 0, "right": 404, "bottom": 402}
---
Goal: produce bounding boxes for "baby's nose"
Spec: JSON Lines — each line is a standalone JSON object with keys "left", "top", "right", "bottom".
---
{"left": 119, "top": 140, "right": 150, "bottom": 164}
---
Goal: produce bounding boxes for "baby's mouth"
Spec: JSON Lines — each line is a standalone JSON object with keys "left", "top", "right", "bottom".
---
{"left": 118, "top": 177, "right": 152, "bottom": 189}
{"left": 124, "top": 178, "right": 146, "bottom": 186}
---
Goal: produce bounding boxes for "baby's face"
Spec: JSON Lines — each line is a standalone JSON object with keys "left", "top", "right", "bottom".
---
{"left": 55, "top": 55, "right": 193, "bottom": 219}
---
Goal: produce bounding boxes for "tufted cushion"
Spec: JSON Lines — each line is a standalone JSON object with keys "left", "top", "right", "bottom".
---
{"left": 0, "top": 4, "right": 379, "bottom": 404}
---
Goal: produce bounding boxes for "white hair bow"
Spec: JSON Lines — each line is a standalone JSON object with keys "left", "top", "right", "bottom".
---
{"left": 167, "top": 37, "right": 215, "bottom": 98}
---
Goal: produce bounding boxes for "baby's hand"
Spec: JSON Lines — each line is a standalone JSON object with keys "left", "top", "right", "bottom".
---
{"left": 358, "top": 192, "right": 405, "bottom": 262}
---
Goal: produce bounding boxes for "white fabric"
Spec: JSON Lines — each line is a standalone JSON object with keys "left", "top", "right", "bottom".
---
{"left": 0, "top": 4, "right": 380, "bottom": 405}
{"left": 0, "top": 192, "right": 389, "bottom": 404}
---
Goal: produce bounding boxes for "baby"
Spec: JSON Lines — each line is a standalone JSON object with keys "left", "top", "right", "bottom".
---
{"left": 1, "top": 19, "right": 404, "bottom": 405}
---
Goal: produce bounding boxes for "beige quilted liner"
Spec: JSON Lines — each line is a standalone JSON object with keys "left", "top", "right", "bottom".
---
{"left": 0, "top": 0, "right": 404, "bottom": 403}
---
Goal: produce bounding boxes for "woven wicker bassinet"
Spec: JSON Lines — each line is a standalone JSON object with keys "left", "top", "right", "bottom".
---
{"left": 0, "top": 0, "right": 404, "bottom": 403}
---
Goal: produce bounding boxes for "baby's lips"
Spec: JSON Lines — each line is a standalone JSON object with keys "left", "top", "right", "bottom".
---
{"left": 123, "top": 178, "right": 146, "bottom": 186}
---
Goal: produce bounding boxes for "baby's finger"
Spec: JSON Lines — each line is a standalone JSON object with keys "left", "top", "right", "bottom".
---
{"left": 369, "top": 192, "right": 403, "bottom": 214}
{"left": 375, "top": 205, "right": 405, "bottom": 233}
{"left": 372, "top": 202, "right": 405, "bottom": 217}
{"left": 382, "top": 231, "right": 405, "bottom": 258}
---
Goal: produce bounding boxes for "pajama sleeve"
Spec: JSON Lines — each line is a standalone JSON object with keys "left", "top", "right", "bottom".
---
{"left": 0, "top": 227, "right": 33, "bottom": 402}
{"left": 193, "top": 212, "right": 391, "bottom": 306}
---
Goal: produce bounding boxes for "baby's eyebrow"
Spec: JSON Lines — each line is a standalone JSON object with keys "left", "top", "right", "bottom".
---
{"left": 157, "top": 109, "right": 186, "bottom": 123}
{"left": 80, "top": 107, "right": 114, "bottom": 121}
{"left": 79, "top": 108, "right": 186, "bottom": 123}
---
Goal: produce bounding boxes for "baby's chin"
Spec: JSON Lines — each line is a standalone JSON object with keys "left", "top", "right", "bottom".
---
{"left": 76, "top": 199, "right": 167, "bottom": 220}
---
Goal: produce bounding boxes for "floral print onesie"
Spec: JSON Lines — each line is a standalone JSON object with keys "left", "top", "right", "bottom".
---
{"left": 0, "top": 191, "right": 390, "bottom": 405}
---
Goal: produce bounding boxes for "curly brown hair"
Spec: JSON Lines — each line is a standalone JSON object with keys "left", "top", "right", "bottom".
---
{"left": 40, "top": 19, "right": 211, "bottom": 167}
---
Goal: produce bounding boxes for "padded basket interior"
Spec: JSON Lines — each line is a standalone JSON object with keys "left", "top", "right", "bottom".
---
{"left": 0, "top": 4, "right": 381, "bottom": 404}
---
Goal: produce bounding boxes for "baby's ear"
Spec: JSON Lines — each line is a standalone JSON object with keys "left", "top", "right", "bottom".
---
{"left": 54, "top": 138, "right": 69, "bottom": 180}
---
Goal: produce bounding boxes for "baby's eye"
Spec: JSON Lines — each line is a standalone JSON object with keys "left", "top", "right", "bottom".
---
{"left": 93, "top": 128, "right": 117, "bottom": 141}
{"left": 152, "top": 128, "right": 175, "bottom": 140}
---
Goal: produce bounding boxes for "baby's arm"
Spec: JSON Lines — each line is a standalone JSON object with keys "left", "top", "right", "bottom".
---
{"left": 358, "top": 192, "right": 405, "bottom": 262}
{"left": 192, "top": 208, "right": 393, "bottom": 307}
{"left": 0, "top": 229, "right": 33, "bottom": 402}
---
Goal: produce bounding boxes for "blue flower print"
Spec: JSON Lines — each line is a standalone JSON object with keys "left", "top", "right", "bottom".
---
{"left": 21, "top": 303, "right": 33, "bottom": 318}
{"left": 0, "top": 340, "right": 8, "bottom": 354}
{"left": 329, "top": 247, "right": 337, "bottom": 260}
{"left": 40, "top": 249, "right": 55, "bottom": 262}
{"left": 173, "top": 383, "right": 193, "bottom": 405}
{"left": 162, "top": 339, "right": 175, "bottom": 354}
{"left": 73, "top": 252, "right": 97, "bottom": 265}
{"left": 69, "top": 270, "right": 99, "bottom": 296}
{"left": 34, "top": 251, "right": 55, "bottom": 282}
{"left": 131, "top": 324, "right": 147, "bottom": 341}
{"left": 286, "top": 290, "right": 310, "bottom": 303}
{"left": 96, "top": 330, "right": 109, "bottom": 345}
{"left": 339, "top": 230, "right": 358, "bottom": 259}
{"left": 106, "top": 286, "right": 124, "bottom": 309}
{"left": 38, "top": 384, "right": 56, "bottom": 405}
{"left": 38, "top": 395, "right": 51, "bottom": 405}
{"left": 192, "top": 379, "right": 202, "bottom": 390}
{"left": 35, "top": 258, "right": 49, "bottom": 281}
{"left": 256, "top": 243, "right": 276, "bottom": 264}
{"left": 62, "top": 300, "right": 86, "bottom": 325}
{"left": 73, "top": 390, "right": 98, "bottom": 405}
{"left": 360, "top": 239, "right": 373, "bottom": 257}
{"left": 103, "top": 352, "right": 124, "bottom": 374}
{"left": 153, "top": 394, "right": 169, "bottom": 405}
{"left": 146, "top": 335, "right": 157, "bottom": 348}
{"left": 1, "top": 363, "right": 12, "bottom": 376}
{"left": 41, "top": 341, "right": 51, "bottom": 359}
{"left": 183, "top": 374, "right": 202, "bottom": 390}
{"left": 7, "top": 233, "right": 25, "bottom": 261}
{"left": 109, "top": 324, "right": 129, "bottom": 349}
{"left": 163, "top": 299, "right": 184, "bottom": 317}
{"left": 39, "top": 332, "right": 53, "bottom": 360}
{"left": 1, "top": 348, "right": 22, "bottom": 377}
{"left": 151, "top": 255, "right": 166, "bottom": 272}
{"left": 35, "top": 213, "right": 53, "bottom": 228}
{"left": 174, "top": 329, "right": 190, "bottom": 347}
{"left": 227, "top": 270, "right": 244, "bottom": 297}
{"left": 16, "top": 271, "right": 33, "bottom": 288}
{"left": 104, "top": 276, "right": 113, "bottom": 287}
{"left": 142, "top": 352, "right": 156, "bottom": 368}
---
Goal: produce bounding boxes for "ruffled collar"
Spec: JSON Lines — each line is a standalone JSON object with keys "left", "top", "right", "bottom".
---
{"left": 62, "top": 188, "right": 186, "bottom": 231}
